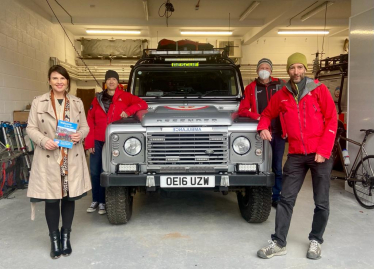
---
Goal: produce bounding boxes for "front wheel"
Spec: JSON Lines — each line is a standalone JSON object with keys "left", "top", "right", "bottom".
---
{"left": 236, "top": 187, "right": 272, "bottom": 223}
{"left": 352, "top": 155, "right": 374, "bottom": 209}
{"left": 106, "top": 187, "right": 134, "bottom": 224}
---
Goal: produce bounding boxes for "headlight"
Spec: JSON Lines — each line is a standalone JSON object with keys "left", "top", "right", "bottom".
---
{"left": 124, "top": 138, "right": 142, "bottom": 156}
{"left": 233, "top": 136, "right": 250, "bottom": 155}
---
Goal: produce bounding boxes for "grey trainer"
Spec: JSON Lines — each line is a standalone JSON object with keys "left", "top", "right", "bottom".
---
{"left": 257, "top": 240, "right": 287, "bottom": 259}
{"left": 98, "top": 203, "right": 107, "bottom": 215}
{"left": 307, "top": 240, "right": 322, "bottom": 260}
{"left": 87, "top": 202, "right": 99, "bottom": 213}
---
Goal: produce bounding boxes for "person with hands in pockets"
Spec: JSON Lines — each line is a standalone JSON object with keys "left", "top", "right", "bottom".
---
{"left": 85, "top": 70, "right": 148, "bottom": 215}
{"left": 256, "top": 53, "right": 337, "bottom": 260}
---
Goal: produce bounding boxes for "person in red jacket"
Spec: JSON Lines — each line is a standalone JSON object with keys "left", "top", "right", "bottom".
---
{"left": 238, "top": 58, "right": 286, "bottom": 208}
{"left": 256, "top": 53, "right": 337, "bottom": 260}
{"left": 85, "top": 70, "right": 148, "bottom": 215}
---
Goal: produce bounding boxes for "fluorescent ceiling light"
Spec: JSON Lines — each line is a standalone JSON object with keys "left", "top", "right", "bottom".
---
{"left": 239, "top": 1, "right": 260, "bottom": 21}
{"left": 181, "top": 31, "right": 232, "bottom": 35}
{"left": 278, "top": 30, "right": 329, "bottom": 35}
{"left": 86, "top": 30, "right": 141, "bottom": 34}
{"left": 301, "top": 1, "right": 334, "bottom": 22}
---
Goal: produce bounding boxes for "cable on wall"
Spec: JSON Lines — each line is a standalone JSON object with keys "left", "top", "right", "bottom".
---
{"left": 54, "top": 0, "right": 74, "bottom": 25}
{"left": 45, "top": 0, "right": 101, "bottom": 88}
{"left": 287, "top": 1, "right": 318, "bottom": 27}
{"left": 321, "top": 2, "right": 328, "bottom": 56}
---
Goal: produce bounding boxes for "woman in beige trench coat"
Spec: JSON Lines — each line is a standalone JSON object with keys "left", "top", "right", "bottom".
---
{"left": 27, "top": 65, "right": 91, "bottom": 259}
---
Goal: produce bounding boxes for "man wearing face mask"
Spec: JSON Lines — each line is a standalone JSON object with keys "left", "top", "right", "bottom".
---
{"left": 238, "top": 58, "right": 286, "bottom": 208}
{"left": 256, "top": 53, "right": 337, "bottom": 260}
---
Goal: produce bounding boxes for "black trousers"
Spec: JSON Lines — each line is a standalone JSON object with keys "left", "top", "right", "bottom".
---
{"left": 271, "top": 153, "right": 333, "bottom": 247}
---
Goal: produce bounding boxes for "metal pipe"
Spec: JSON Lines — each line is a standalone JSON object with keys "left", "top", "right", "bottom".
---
{"left": 14, "top": 123, "right": 31, "bottom": 171}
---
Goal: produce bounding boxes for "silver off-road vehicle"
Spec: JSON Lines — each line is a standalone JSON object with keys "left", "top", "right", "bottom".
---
{"left": 101, "top": 49, "right": 274, "bottom": 225}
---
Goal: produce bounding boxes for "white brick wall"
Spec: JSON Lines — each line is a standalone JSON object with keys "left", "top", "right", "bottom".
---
{"left": 0, "top": 0, "right": 77, "bottom": 121}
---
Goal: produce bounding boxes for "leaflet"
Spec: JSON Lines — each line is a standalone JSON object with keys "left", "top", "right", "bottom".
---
{"left": 53, "top": 120, "right": 77, "bottom": 149}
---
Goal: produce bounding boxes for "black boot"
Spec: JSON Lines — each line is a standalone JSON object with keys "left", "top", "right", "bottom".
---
{"left": 49, "top": 230, "right": 62, "bottom": 259}
{"left": 61, "top": 227, "right": 72, "bottom": 256}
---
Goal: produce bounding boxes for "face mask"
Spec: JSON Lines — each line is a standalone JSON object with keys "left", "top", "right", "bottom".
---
{"left": 258, "top": 70, "right": 270, "bottom": 80}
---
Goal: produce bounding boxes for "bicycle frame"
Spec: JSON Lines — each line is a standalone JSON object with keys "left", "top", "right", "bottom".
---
{"left": 335, "top": 133, "right": 374, "bottom": 182}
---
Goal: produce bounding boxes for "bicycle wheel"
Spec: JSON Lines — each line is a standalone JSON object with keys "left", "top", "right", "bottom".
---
{"left": 352, "top": 155, "right": 374, "bottom": 209}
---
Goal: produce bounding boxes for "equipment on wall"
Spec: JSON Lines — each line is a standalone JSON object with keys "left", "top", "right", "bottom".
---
{"left": 315, "top": 54, "right": 349, "bottom": 170}
{"left": 0, "top": 121, "right": 30, "bottom": 198}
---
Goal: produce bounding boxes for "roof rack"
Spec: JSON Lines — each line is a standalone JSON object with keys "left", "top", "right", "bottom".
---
{"left": 134, "top": 48, "right": 236, "bottom": 66}
{"left": 142, "top": 48, "right": 230, "bottom": 58}
{"left": 319, "top": 54, "right": 348, "bottom": 72}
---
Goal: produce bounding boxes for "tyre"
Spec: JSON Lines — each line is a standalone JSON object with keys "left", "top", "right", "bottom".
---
{"left": 106, "top": 186, "right": 134, "bottom": 224}
{"left": 352, "top": 155, "right": 374, "bottom": 209}
{"left": 236, "top": 186, "right": 272, "bottom": 223}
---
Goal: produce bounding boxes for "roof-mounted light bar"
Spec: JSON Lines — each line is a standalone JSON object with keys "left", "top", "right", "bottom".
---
{"left": 148, "top": 50, "right": 220, "bottom": 55}
{"left": 165, "top": 58, "right": 207, "bottom": 62}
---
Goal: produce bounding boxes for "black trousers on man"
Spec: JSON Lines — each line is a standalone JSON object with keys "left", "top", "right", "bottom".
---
{"left": 271, "top": 153, "right": 333, "bottom": 247}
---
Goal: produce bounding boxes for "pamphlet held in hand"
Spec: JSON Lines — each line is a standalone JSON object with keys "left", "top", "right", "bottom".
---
{"left": 54, "top": 120, "right": 78, "bottom": 149}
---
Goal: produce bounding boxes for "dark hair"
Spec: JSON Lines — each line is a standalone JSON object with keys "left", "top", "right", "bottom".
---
{"left": 48, "top": 65, "right": 71, "bottom": 93}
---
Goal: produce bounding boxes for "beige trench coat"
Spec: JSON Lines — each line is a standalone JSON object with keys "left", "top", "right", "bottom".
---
{"left": 26, "top": 92, "right": 92, "bottom": 199}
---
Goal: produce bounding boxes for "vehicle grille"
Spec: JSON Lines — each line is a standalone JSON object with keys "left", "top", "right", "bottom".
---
{"left": 147, "top": 133, "right": 228, "bottom": 165}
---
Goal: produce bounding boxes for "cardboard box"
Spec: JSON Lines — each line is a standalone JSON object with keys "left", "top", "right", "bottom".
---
{"left": 13, "top": 110, "right": 30, "bottom": 123}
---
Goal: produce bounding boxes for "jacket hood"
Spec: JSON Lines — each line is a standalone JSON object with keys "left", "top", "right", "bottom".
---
{"left": 96, "top": 87, "right": 124, "bottom": 112}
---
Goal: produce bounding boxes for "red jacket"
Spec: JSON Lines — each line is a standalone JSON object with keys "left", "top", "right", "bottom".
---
{"left": 85, "top": 88, "right": 148, "bottom": 149}
{"left": 257, "top": 78, "right": 337, "bottom": 159}
{"left": 238, "top": 77, "right": 286, "bottom": 137}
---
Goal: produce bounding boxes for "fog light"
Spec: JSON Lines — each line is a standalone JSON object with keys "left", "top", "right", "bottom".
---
{"left": 112, "top": 150, "right": 120, "bottom": 157}
{"left": 118, "top": 164, "right": 138, "bottom": 173}
{"left": 237, "top": 164, "right": 257, "bottom": 173}
{"left": 255, "top": 149, "right": 262, "bottom": 156}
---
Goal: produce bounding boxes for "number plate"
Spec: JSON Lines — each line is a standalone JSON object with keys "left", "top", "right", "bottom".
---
{"left": 160, "top": 176, "right": 215, "bottom": 188}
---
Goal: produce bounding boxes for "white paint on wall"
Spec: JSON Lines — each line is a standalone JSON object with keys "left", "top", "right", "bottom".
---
{"left": 0, "top": 0, "right": 77, "bottom": 121}
{"left": 241, "top": 36, "right": 347, "bottom": 65}
{"left": 351, "top": 0, "right": 374, "bottom": 16}
{"left": 346, "top": 7, "right": 374, "bottom": 192}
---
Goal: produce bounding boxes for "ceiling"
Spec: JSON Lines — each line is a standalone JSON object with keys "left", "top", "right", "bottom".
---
{"left": 29, "top": 0, "right": 350, "bottom": 43}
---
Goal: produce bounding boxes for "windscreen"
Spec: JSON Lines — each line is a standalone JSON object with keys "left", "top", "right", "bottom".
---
{"left": 133, "top": 68, "right": 239, "bottom": 98}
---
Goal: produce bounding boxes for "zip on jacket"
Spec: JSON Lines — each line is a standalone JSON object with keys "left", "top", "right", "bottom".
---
{"left": 257, "top": 77, "right": 337, "bottom": 159}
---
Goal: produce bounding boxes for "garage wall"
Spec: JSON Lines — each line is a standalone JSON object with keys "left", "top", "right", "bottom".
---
{"left": 347, "top": 4, "right": 374, "bottom": 175}
{"left": 0, "top": 0, "right": 77, "bottom": 121}
{"left": 241, "top": 36, "right": 347, "bottom": 65}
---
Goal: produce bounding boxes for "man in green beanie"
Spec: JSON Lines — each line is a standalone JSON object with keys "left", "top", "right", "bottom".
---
{"left": 256, "top": 52, "right": 337, "bottom": 260}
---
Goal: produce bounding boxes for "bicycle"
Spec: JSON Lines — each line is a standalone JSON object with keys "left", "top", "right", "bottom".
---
{"left": 331, "top": 128, "right": 374, "bottom": 209}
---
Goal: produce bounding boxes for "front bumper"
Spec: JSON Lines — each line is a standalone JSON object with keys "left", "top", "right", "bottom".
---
{"left": 101, "top": 172, "right": 274, "bottom": 189}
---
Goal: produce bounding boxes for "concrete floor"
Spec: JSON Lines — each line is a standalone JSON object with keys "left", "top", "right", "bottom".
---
{"left": 1, "top": 170, "right": 373, "bottom": 269}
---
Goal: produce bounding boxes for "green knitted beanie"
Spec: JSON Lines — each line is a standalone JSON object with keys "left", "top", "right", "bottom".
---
{"left": 287, "top": 52, "right": 308, "bottom": 71}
